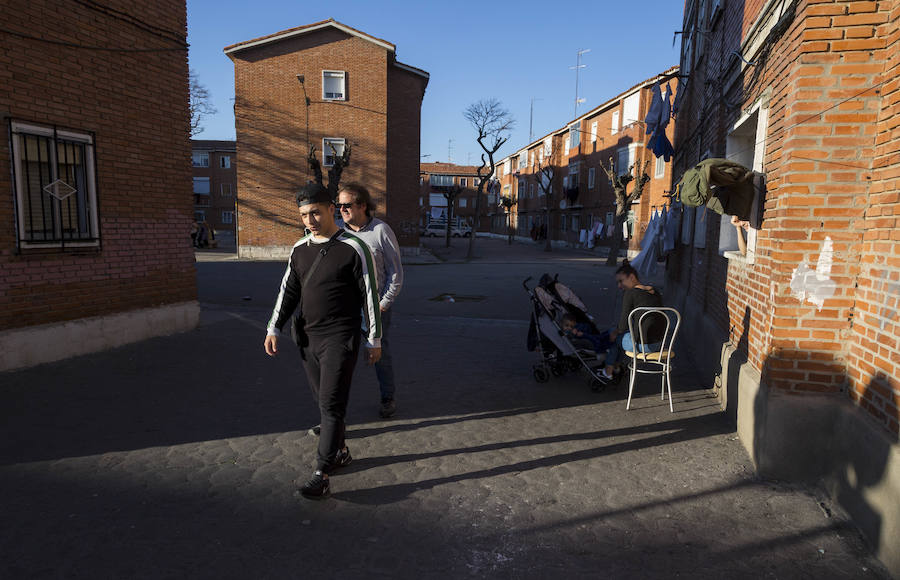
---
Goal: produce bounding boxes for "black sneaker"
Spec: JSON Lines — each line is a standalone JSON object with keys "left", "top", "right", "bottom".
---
{"left": 334, "top": 446, "right": 352, "bottom": 469}
{"left": 308, "top": 424, "right": 321, "bottom": 436}
{"left": 300, "top": 470, "right": 330, "bottom": 499}
{"left": 379, "top": 398, "right": 396, "bottom": 419}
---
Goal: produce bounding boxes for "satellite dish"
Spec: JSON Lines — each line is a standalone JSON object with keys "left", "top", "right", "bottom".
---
{"left": 559, "top": 199, "right": 567, "bottom": 210}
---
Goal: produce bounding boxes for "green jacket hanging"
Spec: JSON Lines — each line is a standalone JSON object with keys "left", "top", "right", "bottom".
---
{"left": 677, "top": 158, "right": 755, "bottom": 221}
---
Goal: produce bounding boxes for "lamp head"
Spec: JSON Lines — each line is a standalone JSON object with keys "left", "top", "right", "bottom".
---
{"left": 297, "top": 74, "right": 305, "bottom": 84}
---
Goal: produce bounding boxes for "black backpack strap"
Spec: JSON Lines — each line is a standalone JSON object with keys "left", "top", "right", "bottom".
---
{"left": 301, "top": 229, "right": 343, "bottom": 288}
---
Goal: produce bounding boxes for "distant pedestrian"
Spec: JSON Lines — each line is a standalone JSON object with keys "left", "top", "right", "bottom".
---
{"left": 190, "top": 221, "right": 199, "bottom": 247}
{"left": 337, "top": 183, "right": 403, "bottom": 419}
{"left": 539, "top": 223, "right": 547, "bottom": 241}
{"left": 264, "top": 183, "right": 382, "bottom": 500}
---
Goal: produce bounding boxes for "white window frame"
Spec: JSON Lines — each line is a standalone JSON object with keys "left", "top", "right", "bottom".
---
{"left": 460, "top": 198, "right": 467, "bottom": 208}
{"left": 460, "top": 178, "right": 467, "bottom": 187}
{"left": 192, "top": 151, "right": 209, "bottom": 167}
{"left": 623, "top": 93, "right": 640, "bottom": 128}
{"left": 518, "top": 151, "right": 528, "bottom": 170}
{"left": 611, "top": 111, "right": 620, "bottom": 135}
{"left": 569, "top": 124, "right": 580, "bottom": 150}
{"left": 10, "top": 121, "right": 100, "bottom": 248}
{"left": 194, "top": 210, "right": 206, "bottom": 222}
{"left": 322, "top": 70, "right": 346, "bottom": 101}
{"left": 219, "top": 155, "right": 231, "bottom": 169}
{"left": 655, "top": 156, "right": 665, "bottom": 179}
{"left": 590, "top": 121, "right": 598, "bottom": 143}
{"left": 322, "top": 137, "right": 345, "bottom": 166}
{"left": 543, "top": 137, "right": 552, "bottom": 158}
{"left": 221, "top": 182, "right": 233, "bottom": 196}
{"left": 222, "top": 210, "right": 234, "bottom": 224}
{"left": 588, "top": 167, "right": 596, "bottom": 189}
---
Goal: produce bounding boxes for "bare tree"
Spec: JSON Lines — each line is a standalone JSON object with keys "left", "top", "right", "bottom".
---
{"left": 442, "top": 184, "right": 462, "bottom": 247}
{"left": 189, "top": 69, "right": 217, "bottom": 137}
{"left": 535, "top": 144, "right": 557, "bottom": 252}
{"left": 602, "top": 156, "right": 651, "bottom": 266}
{"left": 499, "top": 194, "right": 516, "bottom": 245}
{"left": 463, "top": 99, "right": 515, "bottom": 259}
{"left": 306, "top": 142, "right": 352, "bottom": 199}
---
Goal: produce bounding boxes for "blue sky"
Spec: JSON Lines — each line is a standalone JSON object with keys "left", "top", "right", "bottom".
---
{"left": 187, "top": 0, "right": 684, "bottom": 165}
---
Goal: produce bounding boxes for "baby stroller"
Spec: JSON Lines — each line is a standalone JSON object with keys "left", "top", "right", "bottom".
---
{"left": 524, "top": 274, "right": 612, "bottom": 391}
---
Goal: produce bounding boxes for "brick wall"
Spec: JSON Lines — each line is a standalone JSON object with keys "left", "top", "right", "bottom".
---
{"left": 669, "top": 0, "right": 899, "bottom": 436}
{"left": 387, "top": 63, "right": 428, "bottom": 246}
{"left": 229, "top": 23, "right": 426, "bottom": 252}
{"left": 0, "top": 0, "right": 196, "bottom": 332}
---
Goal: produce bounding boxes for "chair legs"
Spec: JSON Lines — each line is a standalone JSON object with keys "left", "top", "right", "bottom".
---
{"left": 626, "top": 360, "right": 674, "bottom": 413}
{"left": 626, "top": 360, "right": 637, "bottom": 410}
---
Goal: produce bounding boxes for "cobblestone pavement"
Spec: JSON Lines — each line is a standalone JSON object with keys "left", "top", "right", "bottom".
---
{"left": 0, "top": 237, "right": 889, "bottom": 579}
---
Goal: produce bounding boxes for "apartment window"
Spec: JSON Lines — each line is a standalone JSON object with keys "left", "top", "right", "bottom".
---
{"left": 518, "top": 152, "right": 527, "bottom": 170}
{"left": 220, "top": 155, "right": 231, "bottom": 169}
{"left": 322, "top": 70, "right": 346, "bottom": 100}
{"left": 616, "top": 145, "right": 635, "bottom": 178}
{"left": 194, "top": 210, "right": 206, "bottom": 222}
{"left": 193, "top": 177, "right": 210, "bottom": 194}
{"left": 222, "top": 211, "right": 234, "bottom": 224}
{"left": 569, "top": 124, "right": 580, "bottom": 150}
{"left": 571, "top": 215, "right": 579, "bottom": 232}
{"left": 567, "top": 162, "right": 580, "bottom": 189}
{"left": 460, "top": 178, "right": 467, "bottom": 187}
{"left": 429, "top": 193, "right": 447, "bottom": 206}
{"left": 10, "top": 121, "right": 99, "bottom": 247}
{"left": 606, "top": 212, "right": 614, "bottom": 228}
{"left": 192, "top": 151, "right": 209, "bottom": 167}
{"left": 430, "top": 174, "right": 454, "bottom": 186}
{"left": 623, "top": 93, "right": 640, "bottom": 127}
{"left": 655, "top": 156, "right": 665, "bottom": 179}
{"left": 221, "top": 183, "right": 233, "bottom": 197}
{"left": 460, "top": 198, "right": 467, "bottom": 208}
{"left": 611, "top": 111, "right": 620, "bottom": 135}
{"left": 530, "top": 183, "right": 535, "bottom": 197}
{"left": 588, "top": 167, "right": 595, "bottom": 189}
{"left": 560, "top": 213, "right": 567, "bottom": 232}
{"left": 543, "top": 137, "right": 552, "bottom": 157}
{"left": 503, "top": 159, "right": 510, "bottom": 174}
{"left": 419, "top": 197, "right": 424, "bottom": 206}
{"left": 590, "top": 121, "right": 598, "bottom": 143}
{"left": 322, "top": 137, "right": 345, "bottom": 166}
{"left": 564, "top": 135, "right": 570, "bottom": 155}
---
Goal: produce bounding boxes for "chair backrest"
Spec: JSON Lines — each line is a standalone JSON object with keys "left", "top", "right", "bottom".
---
{"left": 626, "top": 306, "right": 681, "bottom": 361}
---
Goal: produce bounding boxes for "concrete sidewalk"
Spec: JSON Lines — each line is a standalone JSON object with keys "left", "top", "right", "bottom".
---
{"left": 0, "top": 238, "right": 889, "bottom": 579}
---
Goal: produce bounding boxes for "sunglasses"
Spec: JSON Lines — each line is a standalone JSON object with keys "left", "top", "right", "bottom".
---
{"left": 335, "top": 203, "right": 356, "bottom": 209}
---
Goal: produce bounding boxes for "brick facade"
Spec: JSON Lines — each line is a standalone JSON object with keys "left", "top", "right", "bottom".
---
{"left": 496, "top": 68, "right": 679, "bottom": 249}
{"left": 670, "top": 1, "right": 899, "bottom": 573}
{"left": 191, "top": 140, "right": 237, "bottom": 246}
{"left": 0, "top": 0, "right": 197, "bottom": 368}
{"left": 418, "top": 162, "right": 483, "bottom": 229}
{"left": 224, "top": 20, "right": 428, "bottom": 257}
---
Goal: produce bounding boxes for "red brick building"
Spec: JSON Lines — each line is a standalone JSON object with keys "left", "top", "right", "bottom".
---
{"left": 496, "top": 67, "right": 679, "bottom": 249}
{"left": 0, "top": 0, "right": 198, "bottom": 371}
{"left": 192, "top": 140, "right": 237, "bottom": 247}
{"left": 418, "top": 162, "right": 484, "bottom": 230}
{"left": 224, "top": 19, "right": 429, "bottom": 257}
{"left": 669, "top": 0, "right": 899, "bottom": 573}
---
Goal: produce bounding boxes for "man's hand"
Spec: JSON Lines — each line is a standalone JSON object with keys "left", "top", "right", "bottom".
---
{"left": 365, "top": 347, "right": 382, "bottom": 365}
{"left": 264, "top": 335, "right": 278, "bottom": 357}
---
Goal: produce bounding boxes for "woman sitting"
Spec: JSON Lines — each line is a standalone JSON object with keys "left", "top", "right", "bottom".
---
{"left": 603, "top": 261, "right": 666, "bottom": 379}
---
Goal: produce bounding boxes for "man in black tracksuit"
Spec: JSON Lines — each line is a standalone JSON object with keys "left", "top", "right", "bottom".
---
{"left": 264, "top": 183, "right": 382, "bottom": 499}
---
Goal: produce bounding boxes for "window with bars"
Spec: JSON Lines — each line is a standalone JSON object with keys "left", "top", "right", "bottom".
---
{"left": 10, "top": 121, "right": 99, "bottom": 248}
{"left": 323, "top": 138, "right": 345, "bottom": 166}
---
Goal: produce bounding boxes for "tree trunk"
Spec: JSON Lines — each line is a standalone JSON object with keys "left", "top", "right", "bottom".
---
{"left": 466, "top": 187, "right": 483, "bottom": 259}
{"left": 544, "top": 207, "right": 552, "bottom": 252}
{"left": 445, "top": 203, "right": 454, "bottom": 248}
{"left": 606, "top": 213, "right": 628, "bottom": 266}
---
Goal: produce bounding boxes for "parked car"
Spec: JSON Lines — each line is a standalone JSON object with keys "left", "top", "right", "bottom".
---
{"left": 421, "top": 222, "right": 471, "bottom": 237}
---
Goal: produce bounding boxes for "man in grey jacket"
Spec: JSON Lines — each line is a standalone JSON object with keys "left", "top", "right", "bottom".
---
{"left": 337, "top": 182, "right": 404, "bottom": 418}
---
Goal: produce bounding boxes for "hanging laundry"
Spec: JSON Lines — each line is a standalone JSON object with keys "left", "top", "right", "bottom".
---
{"left": 644, "top": 83, "right": 675, "bottom": 161}
{"left": 663, "top": 204, "right": 680, "bottom": 253}
{"left": 676, "top": 158, "right": 755, "bottom": 222}
{"left": 631, "top": 212, "right": 661, "bottom": 279}
{"left": 431, "top": 207, "right": 445, "bottom": 220}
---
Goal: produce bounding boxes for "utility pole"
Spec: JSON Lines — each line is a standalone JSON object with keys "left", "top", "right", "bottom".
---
{"left": 529, "top": 97, "right": 543, "bottom": 143}
{"left": 570, "top": 48, "right": 590, "bottom": 118}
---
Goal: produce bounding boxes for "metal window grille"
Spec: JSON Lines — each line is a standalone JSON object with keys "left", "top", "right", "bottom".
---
{"left": 11, "top": 123, "right": 99, "bottom": 248}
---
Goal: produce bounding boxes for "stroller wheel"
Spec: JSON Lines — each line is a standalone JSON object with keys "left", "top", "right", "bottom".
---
{"left": 533, "top": 367, "right": 550, "bottom": 383}
{"left": 550, "top": 362, "right": 565, "bottom": 377}
{"left": 591, "top": 378, "right": 608, "bottom": 392}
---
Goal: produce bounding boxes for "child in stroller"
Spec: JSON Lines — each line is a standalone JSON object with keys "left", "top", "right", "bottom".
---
{"left": 525, "top": 273, "right": 613, "bottom": 391}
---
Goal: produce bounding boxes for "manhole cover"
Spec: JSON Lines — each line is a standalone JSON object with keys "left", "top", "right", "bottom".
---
{"left": 428, "top": 293, "right": 487, "bottom": 302}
